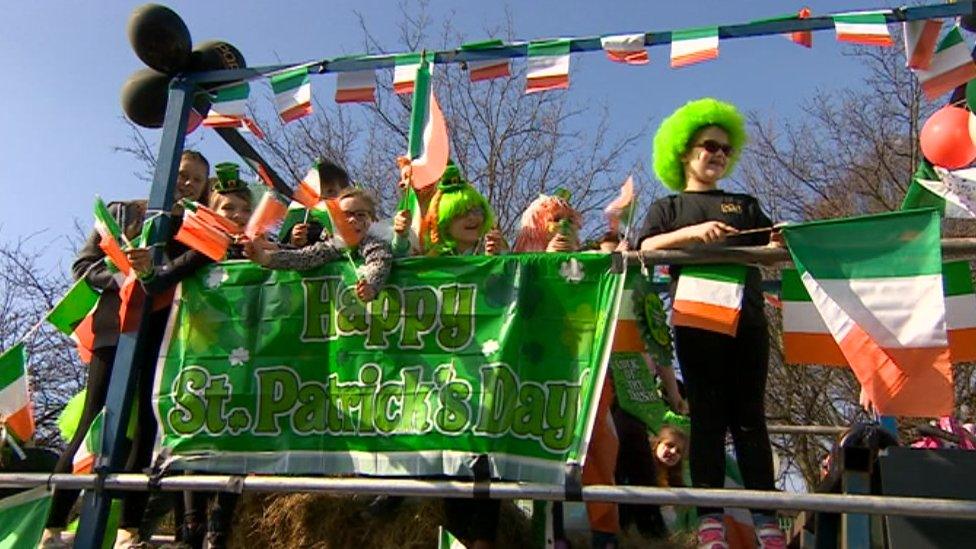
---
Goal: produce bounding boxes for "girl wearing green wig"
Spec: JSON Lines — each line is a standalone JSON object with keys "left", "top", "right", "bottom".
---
{"left": 638, "top": 99, "right": 785, "bottom": 549}
{"left": 420, "top": 163, "right": 506, "bottom": 256}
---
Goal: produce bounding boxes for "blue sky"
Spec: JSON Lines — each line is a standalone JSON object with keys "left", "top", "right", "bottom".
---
{"left": 0, "top": 0, "right": 907, "bottom": 271}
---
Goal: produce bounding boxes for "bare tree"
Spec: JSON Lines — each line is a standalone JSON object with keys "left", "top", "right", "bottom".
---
{"left": 0, "top": 236, "right": 86, "bottom": 448}
{"left": 735, "top": 41, "right": 976, "bottom": 489}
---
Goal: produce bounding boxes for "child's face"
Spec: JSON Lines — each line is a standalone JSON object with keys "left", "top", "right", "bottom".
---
{"left": 448, "top": 207, "right": 486, "bottom": 249}
{"left": 655, "top": 437, "right": 683, "bottom": 468}
{"left": 320, "top": 179, "right": 345, "bottom": 200}
{"left": 213, "top": 194, "right": 252, "bottom": 228}
{"left": 682, "top": 126, "right": 731, "bottom": 186}
{"left": 339, "top": 195, "right": 374, "bottom": 235}
{"left": 175, "top": 157, "right": 209, "bottom": 203}
{"left": 598, "top": 241, "right": 618, "bottom": 253}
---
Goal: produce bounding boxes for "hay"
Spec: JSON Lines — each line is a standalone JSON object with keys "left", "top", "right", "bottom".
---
{"left": 229, "top": 493, "right": 533, "bottom": 548}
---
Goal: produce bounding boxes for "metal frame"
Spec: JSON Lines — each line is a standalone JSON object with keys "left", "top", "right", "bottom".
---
{"left": 70, "top": 1, "right": 976, "bottom": 546}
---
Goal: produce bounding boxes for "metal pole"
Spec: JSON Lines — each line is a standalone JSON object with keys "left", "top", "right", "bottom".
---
{"left": 7, "top": 474, "right": 976, "bottom": 520}
{"left": 74, "top": 78, "right": 194, "bottom": 549}
{"left": 767, "top": 425, "right": 848, "bottom": 436}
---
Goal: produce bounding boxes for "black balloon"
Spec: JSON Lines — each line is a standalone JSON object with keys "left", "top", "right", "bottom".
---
{"left": 127, "top": 4, "right": 192, "bottom": 74}
{"left": 188, "top": 40, "right": 247, "bottom": 72}
{"left": 120, "top": 68, "right": 171, "bottom": 128}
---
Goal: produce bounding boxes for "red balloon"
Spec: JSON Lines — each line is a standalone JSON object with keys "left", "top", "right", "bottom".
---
{"left": 920, "top": 106, "right": 976, "bottom": 169}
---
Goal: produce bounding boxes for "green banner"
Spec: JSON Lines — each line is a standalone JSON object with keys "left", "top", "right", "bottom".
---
{"left": 154, "top": 254, "right": 623, "bottom": 483}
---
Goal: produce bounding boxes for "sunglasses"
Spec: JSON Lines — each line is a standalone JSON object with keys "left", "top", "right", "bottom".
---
{"left": 694, "top": 140, "right": 734, "bottom": 156}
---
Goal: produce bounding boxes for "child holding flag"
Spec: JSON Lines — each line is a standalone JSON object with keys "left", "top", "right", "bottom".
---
{"left": 246, "top": 187, "right": 392, "bottom": 303}
{"left": 43, "top": 150, "right": 211, "bottom": 548}
{"left": 283, "top": 158, "right": 351, "bottom": 247}
{"left": 638, "top": 98, "right": 784, "bottom": 549}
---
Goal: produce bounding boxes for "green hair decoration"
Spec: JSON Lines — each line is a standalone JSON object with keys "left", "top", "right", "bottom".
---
{"left": 652, "top": 98, "right": 746, "bottom": 191}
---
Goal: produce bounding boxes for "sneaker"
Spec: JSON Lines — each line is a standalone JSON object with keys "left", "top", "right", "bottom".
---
{"left": 696, "top": 516, "right": 729, "bottom": 549}
{"left": 755, "top": 521, "right": 787, "bottom": 549}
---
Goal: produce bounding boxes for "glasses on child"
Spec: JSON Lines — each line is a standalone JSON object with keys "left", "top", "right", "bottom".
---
{"left": 694, "top": 140, "right": 734, "bottom": 156}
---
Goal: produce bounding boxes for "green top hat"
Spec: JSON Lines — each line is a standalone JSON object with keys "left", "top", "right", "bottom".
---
{"left": 213, "top": 161, "right": 248, "bottom": 193}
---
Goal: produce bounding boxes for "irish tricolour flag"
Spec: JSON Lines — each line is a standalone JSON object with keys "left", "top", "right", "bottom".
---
{"left": 903, "top": 19, "right": 942, "bottom": 70}
{"left": 832, "top": 11, "right": 893, "bottom": 47}
{"left": 335, "top": 70, "right": 376, "bottom": 104}
{"left": 913, "top": 27, "right": 976, "bottom": 100}
{"left": 0, "top": 343, "right": 34, "bottom": 442}
{"left": 406, "top": 58, "right": 449, "bottom": 190}
{"left": 203, "top": 82, "right": 250, "bottom": 128}
{"left": 601, "top": 33, "right": 649, "bottom": 65}
{"left": 461, "top": 39, "right": 510, "bottom": 82}
{"left": 93, "top": 197, "right": 131, "bottom": 276}
{"left": 271, "top": 66, "right": 312, "bottom": 123}
{"left": 526, "top": 39, "right": 571, "bottom": 93}
{"left": 672, "top": 264, "right": 747, "bottom": 336}
{"left": 783, "top": 209, "right": 953, "bottom": 417}
{"left": 784, "top": 261, "right": 976, "bottom": 365}
{"left": 393, "top": 53, "right": 422, "bottom": 95}
{"left": 670, "top": 27, "right": 719, "bottom": 68}
{"left": 47, "top": 277, "right": 100, "bottom": 364}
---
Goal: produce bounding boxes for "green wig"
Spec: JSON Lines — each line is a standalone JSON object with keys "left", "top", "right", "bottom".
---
{"left": 424, "top": 163, "right": 495, "bottom": 255}
{"left": 652, "top": 98, "right": 746, "bottom": 191}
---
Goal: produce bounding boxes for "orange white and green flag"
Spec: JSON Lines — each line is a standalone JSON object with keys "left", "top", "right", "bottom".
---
{"left": 832, "top": 11, "right": 893, "bottom": 47}
{"left": 601, "top": 33, "right": 649, "bottom": 65}
{"left": 335, "top": 70, "right": 376, "bottom": 104}
{"left": 670, "top": 27, "right": 719, "bottom": 68}
{"left": 0, "top": 343, "right": 34, "bottom": 442}
{"left": 393, "top": 53, "right": 422, "bottom": 95}
{"left": 93, "top": 197, "right": 132, "bottom": 276}
{"left": 461, "top": 39, "right": 510, "bottom": 82}
{"left": 526, "top": 39, "right": 571, "bottom": 94}
{"left": 914, "top": 27, "right": 976, "bottom": 100}
{"left": 246, "top": 191, "right": 290, "bottom": 240}
{"left": 203, "top": 82, "right": 250, "bottom": 128}
{"left": 783, "top": 209, "right": 952, "bottom": 417}
{"left": 46, "top": 277, "right": 100, "bottom": 364}
{"left": 271, "top": 66, "right": 313, "bottom": 123}
{"left": 784, "top": 260, "right": 976, "bottom": 366}
{"left": 175, "top": 202, "right": 234, "bottom": 261}
{"left": 672, "top": 264, "right": 747, "bottom": 336}
{"left": 903, "top": 19, "right": 942, "bottom": 70}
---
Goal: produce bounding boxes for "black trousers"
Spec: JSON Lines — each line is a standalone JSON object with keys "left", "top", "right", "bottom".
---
{"left": 612, "top": 406, "right": 667, "bottom": 538}
{"left": 674, "top": 325, "right": 775, "bottom": 517}
{"left": 48, "top": 346, "right": 116, "bottom": 528}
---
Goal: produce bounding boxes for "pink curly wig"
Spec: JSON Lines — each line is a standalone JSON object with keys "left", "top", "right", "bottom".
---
{"left": 513, "top": 194, "right": 583, "bottom": 252}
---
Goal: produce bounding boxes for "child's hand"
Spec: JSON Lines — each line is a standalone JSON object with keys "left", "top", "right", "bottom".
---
{"left": 682, "top": 220, "right": 736, "bottom": 245}
{"left": 393, "top": 210, "right": 411, "bottom": 235}
{"left": 244, "top": 234, "right": 277, "bottom": 266}
{"left": 615, "top": 240, "right": 630, "bottom": 252}
{"left": 671, "top": 397, "right": 689, "bottom": 415}
{"left": 291, "top": 223, "right": 309, "bottom": 247}
{"left": 485, "top": 228, "right": 507, "bottom": 256}
{"left": 125, "top": 248, "right": 153, "bottom": 277}
{"left": 546, "top": 233, "right": 576, "bottom": 253}
{"left": 356, "top": 279, "right": 377, "bottom": 302}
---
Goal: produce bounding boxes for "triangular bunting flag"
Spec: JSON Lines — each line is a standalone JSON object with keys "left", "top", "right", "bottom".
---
{"left": 783, "top": 210, "right": 952, "bottom": 417}
{"left": 271, "top": 66, "right": 313, "bottom": 123}
{"left": 670, "top": 27, "right": 719, "bottom": 68}
{"left": 335, "top": 70, "right": 376, "bottom": 104}
{"left": 601, "top": 33, "right": 649, "bottom": 65}
{"left": 461, "top": 39, "right": 511, "bottom": 82}
{"left": 393, "top": 53, "right": 422, "bottom": 95}
{"left": 672, "top": 264, "right": 747, "bottom": 336}
{"left": 914, "top": 27, "right": 976, "bottom": 100}
{"left": 0, "top": 343, "right": 34, "bottom": 442}
{"left": 903, "top": 160, "right": 976, "bottom": 218}
{"left": 832, "top": 11, "right": 893, "bottom": 47}
{"left": 903, "top": 19, "right": 942, "bottom": 70}
{"left": 526, "top": 39, "right": 571, "bottom": 94}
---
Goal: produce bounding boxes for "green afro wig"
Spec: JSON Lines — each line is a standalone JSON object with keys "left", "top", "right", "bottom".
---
{"left": 652, "top": 98, "right": 746, "bottom": 191}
